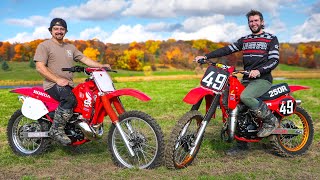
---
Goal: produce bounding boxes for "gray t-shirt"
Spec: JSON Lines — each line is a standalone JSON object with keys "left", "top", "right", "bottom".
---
{"left": 34, "top": 39, "right": 84, "bottom": 90}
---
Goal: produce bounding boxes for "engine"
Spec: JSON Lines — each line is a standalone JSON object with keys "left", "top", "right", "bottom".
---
{"left": 65, "top": 115, "right": 85, "bottom": 142}
{"left": 236, "top": 111, "right": 259, "bottom": 138}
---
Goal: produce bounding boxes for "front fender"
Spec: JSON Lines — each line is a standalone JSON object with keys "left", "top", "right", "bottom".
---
{"left": 183, "top": 87, "right": 214, "bottom": 105}
{"left": 289, "top": 85, "right": 310, "bottom": 93}
{"left": 105, "top": 88, "right": 151, "bottom": 101}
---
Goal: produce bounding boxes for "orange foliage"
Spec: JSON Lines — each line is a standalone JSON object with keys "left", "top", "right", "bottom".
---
{"left": 83, "top": 47, "right": 100, "bottom": 61}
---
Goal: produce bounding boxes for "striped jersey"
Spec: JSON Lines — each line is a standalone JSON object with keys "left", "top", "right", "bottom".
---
{"left": 205, "top": 32, "right": 279, "bottom": 82}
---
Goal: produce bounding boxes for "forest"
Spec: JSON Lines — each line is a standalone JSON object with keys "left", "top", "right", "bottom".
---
{"left": 0, "top": 39, "right": 319, "bottom": 71}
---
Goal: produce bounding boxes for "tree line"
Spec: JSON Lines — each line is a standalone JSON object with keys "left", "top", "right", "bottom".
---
{"left": 0, "top": 39, "right": 319, "bottom": 71}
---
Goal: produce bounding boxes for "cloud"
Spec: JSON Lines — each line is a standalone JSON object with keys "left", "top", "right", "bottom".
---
{"left": 5, "top": 16, "right": 49, "bottom": 27}
{"left": 310, "top": 1, "right": 320, "bottom": 14}
{"left": 290, "top": 13, "right": 320, "bottom": 43}
{"left": 181, "top": 15, "right": 225, "bottom": 32}
{"left": 5, "top": 26, "right": 50, "bottom": 43}
{"left": 145, "top": 22, "right": 182, "bottom": 32}
{"left": 79, "top": 27, "right": 109, "bottom": 40}
{"left": 171, "top": 23, "right": 249, "bottom": 42}
{"left": 122, "top": 0, "right": 285, "bottom": 18}
{"left": 104, "top": 24, "right": 164, "bottom": 43}
{"left": 122, "top": 0, "right": 176, "bottom": 18}
{"left": 50, "top": 0, "right": 128, "bottom": 20}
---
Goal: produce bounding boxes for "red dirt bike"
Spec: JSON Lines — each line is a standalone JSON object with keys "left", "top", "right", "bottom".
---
{"left": 7, "top": 66, "right": 164, "bottom": 169}
{"left": 165, "top": 60, "right": 314, "bottom": 169}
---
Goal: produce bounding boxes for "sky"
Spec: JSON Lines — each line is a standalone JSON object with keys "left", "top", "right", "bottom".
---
{"left": 1, "top": 0, "right": 320, "bottom": 44}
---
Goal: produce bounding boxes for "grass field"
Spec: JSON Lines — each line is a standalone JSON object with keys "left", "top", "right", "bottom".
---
{"left": 1, "top": 77, "right": 320, "bottom": 179}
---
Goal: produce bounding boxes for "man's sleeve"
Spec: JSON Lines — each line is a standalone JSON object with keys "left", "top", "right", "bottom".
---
{"left": 258, "top": 36, "right": 280, "bottom": 74}
{"left": 205, "top": 38, "right": 243, "bottom": 59}
{"left": 33, "top": 44, "right": 48, "bottom": 64}
{"left": 73, "top": 46, "right": 85, "bottom": 62}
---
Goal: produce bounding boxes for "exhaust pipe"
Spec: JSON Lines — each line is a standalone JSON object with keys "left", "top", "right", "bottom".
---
{"left": 77, "top": 121, "right": 103, "bottom": 140}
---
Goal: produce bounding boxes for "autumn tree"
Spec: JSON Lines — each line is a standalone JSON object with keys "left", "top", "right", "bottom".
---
{"left": 0, "top": 42, "right": 11, "bottom": 61}
{"left": 117, "top": 49, "right": 144, "bottom": 70}
{"left": 83, "top": 47, "right": 100, "bottom": 61}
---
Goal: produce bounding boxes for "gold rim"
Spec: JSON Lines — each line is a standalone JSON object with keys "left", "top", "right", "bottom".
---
{"left": 279, "top": 111, "right": 309, "bottom": 152}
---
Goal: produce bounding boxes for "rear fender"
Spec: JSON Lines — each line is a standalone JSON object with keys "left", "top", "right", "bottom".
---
{"left": 11, "top": 86, "right": 58, "bottom": 111}
{"left": 105, "top": 88, "right": 151, "bottom": 101}
{"left": 183, "top": 87, "right": 214, "bottom": 105}
{"left": 289, "top": 85, "right": 310, "bottom": 93}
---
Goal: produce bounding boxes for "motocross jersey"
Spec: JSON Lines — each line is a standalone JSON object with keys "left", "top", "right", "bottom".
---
{"left": 205, "top": 32, "right": 279, "bottom": 83}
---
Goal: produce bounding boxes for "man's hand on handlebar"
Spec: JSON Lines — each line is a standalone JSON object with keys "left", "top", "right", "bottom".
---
{"left": 249, "top": 69, "right": 261, "bottom": 78}
{"left": 194, "top": 56, "right": 207, "bottom": 64}
{"left": 100, "top": 64, "right": 111, "bottom": 69}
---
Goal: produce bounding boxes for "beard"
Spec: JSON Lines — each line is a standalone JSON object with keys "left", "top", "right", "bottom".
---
{"left": 250, "top": 24, "right": 263, "bottom": 34}
{"left": 53, "top": 33, "right": 65, "bottom": 40}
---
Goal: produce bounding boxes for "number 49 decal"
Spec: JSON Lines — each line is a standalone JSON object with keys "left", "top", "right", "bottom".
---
{"left": 279, "top": 99, "right": 296, "bottom": 116}
{"left": 202, "top": 72, "right": 227, "bottom": 91}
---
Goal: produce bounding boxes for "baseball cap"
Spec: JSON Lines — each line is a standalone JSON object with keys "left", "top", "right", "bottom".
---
{"left": 48, "top": 18, "right": 67, "bottom": 31}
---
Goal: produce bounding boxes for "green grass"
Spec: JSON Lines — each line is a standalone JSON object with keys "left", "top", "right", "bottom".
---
{"left": 1, "top": 78, "right": 320, "bottom": 179}
{"left": 276, "top": 64, "right": 309, "bottom": 71}
{"left": 0, "top": 61, "right": 311, "bottom": 82}
{"left": 0, "top": 61, "right": 196, "bottom": 81}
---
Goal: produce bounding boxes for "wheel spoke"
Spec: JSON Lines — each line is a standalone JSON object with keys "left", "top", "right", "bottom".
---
{"left": 110, "top": 112, "right": 161, "bottom": 169}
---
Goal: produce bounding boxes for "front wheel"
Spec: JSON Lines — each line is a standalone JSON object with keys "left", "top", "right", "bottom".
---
{"left": 165, "top": 110, "right": 204, "bottom": 169}
{"left": 270, "top": 106, "right": 314, "bottom": 157}
{"left": 7, "top": 109, "right": 51, "bottom": 156}
{"left": 108, "top": 110, "right": 164, "bottom": 169}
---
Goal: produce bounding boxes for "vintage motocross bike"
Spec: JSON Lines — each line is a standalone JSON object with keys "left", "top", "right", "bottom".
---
{"left": 165, "top": 60, "right": 314, "bottom": 169}
{"left": 7, "top": 66, "right": 164, "bottom": 169}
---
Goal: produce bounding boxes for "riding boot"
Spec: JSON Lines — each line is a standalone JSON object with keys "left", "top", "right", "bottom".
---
{"left": 225, "top": 141, "right": 248, "bottom": 156}
{"left": 49, "top": 107, "right": 73, "bottom": 145}
{"left": 252, "top": 102, "right": 279, "bottom": 137}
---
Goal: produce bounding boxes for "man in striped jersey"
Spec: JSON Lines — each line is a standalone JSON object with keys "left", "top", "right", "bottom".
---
{"left": 195, "top": 10, "right": 279, "bottom": 155}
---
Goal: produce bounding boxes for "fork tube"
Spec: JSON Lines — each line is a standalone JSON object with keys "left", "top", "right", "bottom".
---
{"left": 115, "top": 122, "right": 135, "bottom": 157}
{"left": 191, "top": 98, "right": 203, "bottom": 111}
{"left": 113, "top": 97, "right": 125, "bottom": 115}
{"left": 228, "top": 107, "right": 238, "bottom": 140}
{"left": 189, "top": 94, "right": 221, "bottom": 155}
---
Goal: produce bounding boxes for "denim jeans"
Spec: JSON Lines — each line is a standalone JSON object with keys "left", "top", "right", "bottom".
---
{"left": 46, "top": 84, "right": 77, "bottom": 110}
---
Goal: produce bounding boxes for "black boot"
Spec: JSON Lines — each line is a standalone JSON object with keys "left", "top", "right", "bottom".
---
{"left": 225, "top": 141, "right": 248, "bottom": 156}
{"left": 253, "top": 102, "right": 279, "bottom": 137}
{"left": 49, "top": 107, "right": 72, "bottom": 145}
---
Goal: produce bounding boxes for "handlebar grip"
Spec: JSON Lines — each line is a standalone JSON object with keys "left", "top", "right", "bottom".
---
{"left": 103, "top": 67, "right": 117, "bottom": 73}
{"left": 197, "top": 58, "right": 206, "bottom": 64}
{"left": 62, "top": 68, "right": 71, "bottom": 71}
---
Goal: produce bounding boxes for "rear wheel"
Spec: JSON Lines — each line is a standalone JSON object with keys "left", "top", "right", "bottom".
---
{"left": 270, "top": 106, "right": 313, "bottom": 157}
{"left": 7, "top": 109, "right": 51, "bottom": 156}
{"left": 108, "top": 111, "right": 164, "bottom": 169}
{"left": 165, "top": 110, "right": 204, "bottom": 169}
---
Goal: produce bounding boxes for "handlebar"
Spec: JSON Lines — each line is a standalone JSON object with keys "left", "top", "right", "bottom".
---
{"left": 196, "top": 58, "right": 249, "bottom": 75}
{"left": 62, "top": 66, "right": 117, "bottom": 73}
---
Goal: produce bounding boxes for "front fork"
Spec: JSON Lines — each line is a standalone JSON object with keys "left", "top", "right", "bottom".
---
{"left": 101, "top": 95, "right": 135, "bottom": 157}
{"left": 189, "top": 94, "right": 221, "bottom": 155}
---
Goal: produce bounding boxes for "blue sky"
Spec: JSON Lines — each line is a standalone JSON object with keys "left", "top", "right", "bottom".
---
{"left": 1, "top": 0, "right": 319, "bottom": 44}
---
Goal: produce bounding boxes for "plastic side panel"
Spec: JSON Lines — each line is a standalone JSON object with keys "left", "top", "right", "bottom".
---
{"left": 22, "top": 97, "right": 49, "bottom": 120}
{"left": 289, "top": 85, "right": 310, "bottom": 93}
{"left": 105, "top": 88, "right": 151, "bottom": 101}
{"left": 183, "top": 87, "right": 214, "bottom": 105}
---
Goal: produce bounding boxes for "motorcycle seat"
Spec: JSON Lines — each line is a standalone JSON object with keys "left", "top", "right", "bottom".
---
{"left": 259, "top": 83, "right": 290, "bottom": 101}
